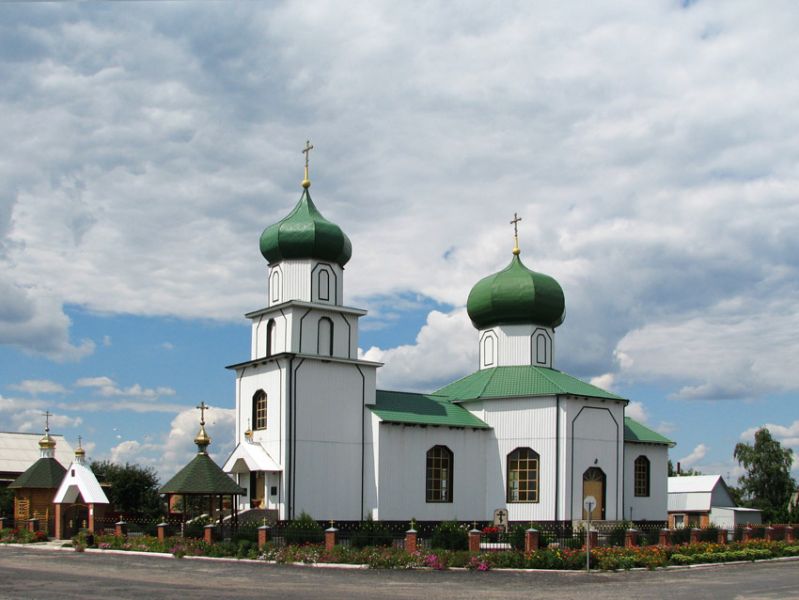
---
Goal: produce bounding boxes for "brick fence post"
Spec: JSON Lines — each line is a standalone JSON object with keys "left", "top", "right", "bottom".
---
{"left": 690, "top": 528, "right": 701, "bottom": 544}
{"left": 0, "top": 517, "right": 6, "bottom": 530}
{"left": 203, "top": 524, "right": 216, "bottom": 544}
{"left": 717, "top": 528, "right": 728, "bottom": 544}
{"left": 785, "top": 526, "right": 795, "bottom": 543}
{"left": 258, "top": 525, "right": 271, "bottom": 549}
{"left": 742, "top": 526, "right": 752, "bottom": 542}
{"left": 764, "top": 526, "right": 775, "bottom": 541}
{"left": 658, "top": 528, "right": 671, "bottom": 547}
{"left": 524, "top": 528, "right": 540, "bottom": 553}
{"left": 157, "top": 522, "right": 167, "bottom": 542}
{"left": 625, "top": 528, "right": 638, "bottom": 548}
{"left": 114, "top": 520, "right": 128, "bottom": 538}
{"left": 468, "top": 528, "right": 481, "bottom": 553}
{"left": 405, "top": 528, "right": 417, "bottom": 554}
{"left": 325, "top": 526, "right": 338, "bottom": 551}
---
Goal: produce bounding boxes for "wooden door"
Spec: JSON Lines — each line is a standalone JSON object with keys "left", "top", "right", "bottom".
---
{"left": 582, "top": 467, "right": 606, "bottom": 520}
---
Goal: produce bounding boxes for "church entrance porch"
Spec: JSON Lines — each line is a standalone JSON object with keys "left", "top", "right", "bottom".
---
{"left": 582, "top": 467, "right": 606, "bottom": 520}
{"left": 62, "top": 503, "right": 89, "bottom": 539}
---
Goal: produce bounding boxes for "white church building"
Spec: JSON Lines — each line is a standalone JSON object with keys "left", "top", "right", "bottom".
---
{"left": 223, "top": 161, "right": 673, "bottom": 525}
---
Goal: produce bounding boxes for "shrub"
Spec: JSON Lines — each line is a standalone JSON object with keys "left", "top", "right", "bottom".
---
{"left": 430, "top": 521, "right": 468, "bottom": 551}
{"left": 607, "top": 522, "right": 631, "bottom": 547}
{"left": 350, "top": 518, "right": 393, "bottom": 548}
{"left": 283, "top": 512, "right": 324, "bottom": 545}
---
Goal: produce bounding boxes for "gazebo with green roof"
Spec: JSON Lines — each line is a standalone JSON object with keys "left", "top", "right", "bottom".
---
{"left": 160, "top": 403, "right": 245, "bottom": 533}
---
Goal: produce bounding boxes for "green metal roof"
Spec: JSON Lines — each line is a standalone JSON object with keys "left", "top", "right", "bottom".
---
{"left": 466, "top": 254, "right": 565, "bottom": 329}
{"left": 434, "top": 366, "right": 624, "bottom": 402}
{"left": 8, "top": 457, "right": 66, "bottom": 489}
{"left": 624, "top": 417, "right": 675, "bottom": 447}
{"left": 368, "top": 390, "right": 490, "bottom": 429}
{"left": 160, "top": 453, "right": 246, "bottom": 495}
{"left": 259, "top": 189, "right": 352, "bottom": 267}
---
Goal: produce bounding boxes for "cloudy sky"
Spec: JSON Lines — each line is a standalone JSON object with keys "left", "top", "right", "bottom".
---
{"left": 1, "top": 1, "right": 797, "bottom": 482}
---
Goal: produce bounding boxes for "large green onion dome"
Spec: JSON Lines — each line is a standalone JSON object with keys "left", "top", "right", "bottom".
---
{"left": 466, "top": 253, "right": 565, "bottom": 329}
{"left": 260, "top": 189, "right": 352, "bottom": 267}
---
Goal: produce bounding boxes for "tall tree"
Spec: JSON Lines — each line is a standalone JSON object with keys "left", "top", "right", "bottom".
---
{"left": 734, "top": 428, "right": 796, "bottom": 522}
{"left": 90, "top": 461, "right": 163, "bottom": 518}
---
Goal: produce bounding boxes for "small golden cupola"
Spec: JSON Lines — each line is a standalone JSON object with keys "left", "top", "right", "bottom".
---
{"left": 194, "top": 401, "right": 212, "bottom": 454}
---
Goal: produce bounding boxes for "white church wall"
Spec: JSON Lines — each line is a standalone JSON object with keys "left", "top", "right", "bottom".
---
{"left": 475, "top": 397, "right": 559, "bottom": 521}
{"left": 376, "top": 424, "right": 487, "bottom": 521}
{"left": 272, "top": 260, "right": 313, "bottom": 304}
{"left": 565, "top": 399, "right": 625, "bottom": 521}
{"left": 477, "top": 325, "right": 556, "bottom": 369}
{"left": 291, "top": 360, "right": 374, "bottom": 521}
{"left": 297, "top": 310, "right": 356, "bottom": 359}
{"left": 363, "top": 411, "right": 379, "bottom": 519}
{"left": 310, "top": 262, "right": 344, "bottom": 306}
{"left": 236, "top": 361, "right": 286, "bottom": 467}
{"left": 623, "top": 443, "right": 669, "bottom": 522}
{"left": 251, "top": 311, "right": 293, "bottom": 359}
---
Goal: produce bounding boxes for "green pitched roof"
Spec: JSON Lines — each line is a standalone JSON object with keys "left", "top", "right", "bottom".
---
{"left": 624, "top": 417, "right": 675, "bottom": 446}
{"left": 434, "top": 366, "right": 624, "bottom": 402}
{"left": 8, "top": 457, "right": 66, "bottom": 489}
{"left": 160, "top": 453, "right": 245, "bottom": 495}
{"left": 368, "top": 390, "right": 490, "bottom": 429}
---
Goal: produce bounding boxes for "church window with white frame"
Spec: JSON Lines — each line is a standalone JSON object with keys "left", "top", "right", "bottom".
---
{"left": 252, "top": 390, "right": 267, "bottom": 430}
{"left": 426, "top": 445, "right": 453, "bottom": 503}
{"left": 506, "top": 447, "right": 539, "bottom": 503}
{"left": 634, "top": 455, "right": 650, "bottom": 497}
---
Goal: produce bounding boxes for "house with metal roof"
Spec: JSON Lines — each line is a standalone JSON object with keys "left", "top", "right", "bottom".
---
{"left": 668, "top": 475, "right": 762, "bottom": 529}
{"left": 222, "top": 158, "right": 673, "bottom": 525}
{"left": 0, "top": 431, "right": 73, "bottom": 486}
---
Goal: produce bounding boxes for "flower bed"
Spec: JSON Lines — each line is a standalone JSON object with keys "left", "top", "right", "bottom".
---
{"left": 0, "top": 528, "right": 48, "bottom": 543}
{"left": 75, "top": 534, "right": 799, "bottom": 571}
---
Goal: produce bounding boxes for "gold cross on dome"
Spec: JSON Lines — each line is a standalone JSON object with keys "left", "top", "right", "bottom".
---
{"left": 78, "top": 435, "right": 82, "bottom": 448}
{"left": 42, "top": 410, "right": 52, "bottom": 432}
{"left": 196, "top": 401, "right": 209, "bottom": 425}
{"left": 301, "top": 140, "right": 314, "bottom": 188}
{"left": 510, "top": 213, "right": 522, "bottom": 255}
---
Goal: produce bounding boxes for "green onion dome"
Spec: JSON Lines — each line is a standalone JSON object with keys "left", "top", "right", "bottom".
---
{"left": 466, "top": 254, "right": 565, "bottom": 329}
{"left": 260, "top": 189, "right": 352, "bottom": 267}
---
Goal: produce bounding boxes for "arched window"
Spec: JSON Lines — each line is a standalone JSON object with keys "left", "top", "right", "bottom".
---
{"left": 634, "top": 455, "right": 650, "bottom": 497}
{"left": 318, "top": 269, "right": 330, "bottom": 301}
{"left": 270, "top": 271, "right": 281, "bottom": 303}
{"left": 252, "top": 390, "right": 267, "bottom": 430}
{"left": 426, "top": 446, "right": 453, "bottom": 503}
{"left": 482, "top": 335, "right": 495, "bottom": 367}
{"left": 535, "top": 333, "right": 548, "bottom": 365}
{"left": 266, "top": 319, "right": 276, "bottom": 357}
{"left": 506, "top": 447, "right": 539, "bottom": 503}
{"left": 318, "top": 317, "right": 333, "bottom": 356}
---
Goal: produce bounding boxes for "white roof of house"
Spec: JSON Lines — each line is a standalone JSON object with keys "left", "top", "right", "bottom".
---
{"left": 54, "top": 461, "right": 110, "bottom": 505}
{"left": 0, "top": 432, "right": 74, "bottom": 478}
{"left": 668, "top": 475, "right": 735, "bottom": 512}
{"left": 668, "top": 475, "right": 723, "bottom": 493}
{"left": 223, "top": 441, "right": 282, "bottom": 474}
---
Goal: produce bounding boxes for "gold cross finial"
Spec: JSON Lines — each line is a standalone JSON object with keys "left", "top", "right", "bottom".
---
{"left": 301, "top": 140, "right": 314, "bottom": 189}
{"left": 196, "top": 401, "right": 209, "bottom": 426}
{"left": 510, "top": 213, "right": 522, "bottom": 255}
{"left": 42, "top": 410, "right": 52, "bottom": 433}
{"left": 78, "top": 435, "right": 82, "bottom": 448}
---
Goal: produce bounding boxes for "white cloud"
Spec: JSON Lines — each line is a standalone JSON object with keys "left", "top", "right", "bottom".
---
{"left": 361, "top": 308, "right": 475, "bottom": 391}
{"left": 679, "top": 444, "right": 709, "bottom": 468}
{"left": 590, "top": 373, "right": 615, "bottom": 392}
{"left": 74, "top": 376, "right": 175, "bottom": 399}
{"left": 0, "top": 394, "right": 82, "bottom": 433}
{"left": 105, "top": 406, "right": 236, "bottom": 479}
{"left": 625, "top": 401, "right": 647, "bottom": 424}
{"left": 8, "top": 379, "right": 67, "bottom": 395}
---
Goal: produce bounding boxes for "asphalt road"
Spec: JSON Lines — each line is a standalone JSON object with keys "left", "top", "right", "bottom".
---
{"left": 0, "top": 545, "right": 798, "bottom": 599}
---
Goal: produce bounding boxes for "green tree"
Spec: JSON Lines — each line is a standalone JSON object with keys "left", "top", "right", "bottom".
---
{"left": 90, "top": 461, "right": 163, "bottom": 518}
{"left": 734, "top": 428, "right": 796, "bottom": 522}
